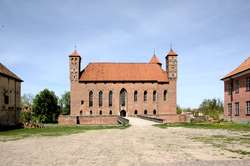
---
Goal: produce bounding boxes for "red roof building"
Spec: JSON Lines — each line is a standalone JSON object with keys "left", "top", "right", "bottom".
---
{"left": 221, "top": 57, "right": 250, "bottom": 122}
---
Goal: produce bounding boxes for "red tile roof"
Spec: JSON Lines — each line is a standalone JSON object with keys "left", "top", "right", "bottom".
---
{"left": 167, "top": 49, "right": 178, "bottom": 56}
{"left": 79, "top": 63, "right": 168, "bottom": 82}
{"left": 149, "top": 55, "right": 161, "bottom": 64}
{"left": 222, "top": 57, "right": 250, "bottom": 80}
{"left": 0, "top": 63, "right": 23, "bottom": 82}
{"left": 69, "top": 50, "right": 80, "bottom": 57}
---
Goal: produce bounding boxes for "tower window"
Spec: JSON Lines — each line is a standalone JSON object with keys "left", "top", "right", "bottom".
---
{"left": 99, "top": 91, "right": 103, "bottom": 107}
{"left": 144, "top": 91, "right": 147, "bottom": 102}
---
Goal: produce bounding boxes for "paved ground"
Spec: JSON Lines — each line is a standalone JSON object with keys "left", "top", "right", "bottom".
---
{"left": 0, "top": 117, "right": 250, "bottom": 166}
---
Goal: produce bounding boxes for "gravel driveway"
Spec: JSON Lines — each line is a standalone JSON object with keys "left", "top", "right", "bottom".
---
{"left": 0, "top": 117, "right": 249, "bottom": 166}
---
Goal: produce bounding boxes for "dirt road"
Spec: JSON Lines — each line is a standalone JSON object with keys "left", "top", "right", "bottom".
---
{"left": 0, "top": 117, "right": 249, "bottom": 166}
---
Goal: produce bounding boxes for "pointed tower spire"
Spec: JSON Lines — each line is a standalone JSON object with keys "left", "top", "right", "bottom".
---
{"left": 149, "top": 49, "right": 162, "bottom": 66}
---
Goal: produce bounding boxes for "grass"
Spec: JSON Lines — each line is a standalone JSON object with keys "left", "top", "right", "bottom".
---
{"left": 0, "top": 124, "right": 130, "bottom": 142}
{"left": 154, "top": 122, "right": 250, "bottom": 131}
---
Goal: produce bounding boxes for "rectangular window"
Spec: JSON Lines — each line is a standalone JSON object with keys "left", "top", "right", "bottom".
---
{"left": 246, "top": 101, "right": 250, "bottom": 115}
{"left": 228, "top": 103, "right": 232, "bottom": 116}
{"left": 227, "top": 82, "right": 232, "bottom": 95}
{"left": 235, "top": 102, "right": 239, "bottom": 116}
{"left": 235, "top": 80, "right": 239, "bottom": 94}
{"left": 4, "top": 95, "right": 9, "bottom": 104}
{"left": 246, "top": 77, "right": 250, "bottom": 91}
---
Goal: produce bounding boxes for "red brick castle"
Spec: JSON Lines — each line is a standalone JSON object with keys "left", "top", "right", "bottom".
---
{"left": 59, "top": 49, "right": 180, "bottom": 124}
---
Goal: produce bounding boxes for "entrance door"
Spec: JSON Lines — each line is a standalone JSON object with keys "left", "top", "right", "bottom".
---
{"left": 120, "top": 110, "right": 126, "bottom": 117}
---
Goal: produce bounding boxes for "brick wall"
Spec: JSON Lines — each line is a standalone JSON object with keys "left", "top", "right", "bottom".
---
{"left": 224, "top": 73, "right": 250, "bottom": 122}
{"left": 58, "top": 115, "right": 119, "bottom": 125}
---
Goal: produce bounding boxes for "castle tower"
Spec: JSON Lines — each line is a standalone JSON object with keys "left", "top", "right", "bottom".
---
{"left": 69, "top": 49, "right": 81, "bottom": 84}
{"left": 166, "top": 48, "right": 178, "bottom": 80}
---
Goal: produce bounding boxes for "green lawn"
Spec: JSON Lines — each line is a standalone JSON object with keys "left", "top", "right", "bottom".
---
{"left": 154, "top": 122, "right": 250, "bottom": 131}
{"left": 0, "top": 124, "right": 129, "bottom": 142}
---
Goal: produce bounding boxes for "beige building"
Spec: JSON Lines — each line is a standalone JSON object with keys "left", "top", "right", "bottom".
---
{"left": 67, "top": 48, "right": 178, "bottom": 124}
{"left": 0, "top": 63, "right": 23, "bottom": 127}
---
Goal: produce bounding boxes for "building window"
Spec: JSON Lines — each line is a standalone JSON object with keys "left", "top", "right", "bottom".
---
{"left": 144, "top": 91, "right": 147, "bottom": 102}
{"left": 134, "top": 110, "right": 138, "bottom": 115}
{"left": 120, "top": 89, "right": 127, "bottom": 107}
{"left": 227, "top": 82, "right": 233, "bottom": 95}
{"left": 235, "top": 102, "right": 239, "bottom": 116}
{"left": 228, "top": 103, "right": 232, "bottom": 116}
{"left": 99, "top": 91, "right": 103, "bottom": 107}
{"left": 89, "top": 91, "right": 93, "bottom": 107}
{"left": 144, "top": 110, "right": 147, "bottom": 115}
{"left": 4, "top": 95, "right": 9, "bottom": 104}
{"left": 246, "top": 77, "right": 250, "bottom": 91}
{"left": 246, "top": 101, "right": 250, "bottom": 115}
{"left": 153, "top": 109, "right": 156, "bottom": 115}
{"left": 134, "top": 91, "right": 138, "bottom": 102}
{"left": 81, "top": 100, "right": 84, "bottom": 105}
{"left": 109, "top": 91, "right": 113, "bottom": 107}
{"left": 235, "top": 80, "right": 239, "bottom": 94}
{"left": 153, "top": 91, "right": 157, "bottom": 102}
{"left": 163, "top": 90, "right": 167, "bottom": 101}
{"left": 109, "top": 110, "right": 112, "bottom": 115}
{"left": 80, "top": 110, "right": 83, "bottom": 116}
{"left": 90, "top": 110, "right": 92, "bottom": 115}
{"left": 99, "top": 110, "right": 102, "bottom": 115}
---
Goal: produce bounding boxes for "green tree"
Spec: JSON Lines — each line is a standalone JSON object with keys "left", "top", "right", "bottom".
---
{"left": 176, "top": 105, "right": 182, "bottom": 114}
{"left": 32, "top": 89, "right": 59, "bottom": 123}
{"left": 59, "top": 91, "right": 70, "bottom": 115}
{"left": 199, "top": 98, "right": 224, "bottom": 120}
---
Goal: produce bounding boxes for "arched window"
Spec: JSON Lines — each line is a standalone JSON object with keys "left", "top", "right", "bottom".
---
{"left": 144, "top": 110, "right": 147, "bottom": 114}
{"left": 99, "top": 91, "right": 103, "bottom": 107}
{"left": 99, "top": 110, "right": 102, "bottom": 115}
{"left": 89, "top": 91, "right": 93, "bottom": 107}
{"left": 80, "top": 110, "right": 83, "bottom": 115}
{"left": 109, "top": 110, "right": 112, "bottom": 115}
{"left": 134, "top": 91, "right": 138, "bottom": 102}
{"left": 109, "top": 91, "right": 113, "bottom": 107}
{"left": 120, "top": 89, "right": 127, "bottom": 107}
{"left": 90, "top": 110, "right": 92, "bottom": 115}
{"left": 134, "top": 110, "right": 138, "bottom": 115}
{"left": 144, "top": 91, "right": 147, "bottom": 102}
{"left": 164, "top": 90, "right": 167, "bottom": 101}
{"left": 153, "top": 110, "right": 156, "bottom": 115}
{"left": 153, "top": 91, "right": 157, "bottom": 102}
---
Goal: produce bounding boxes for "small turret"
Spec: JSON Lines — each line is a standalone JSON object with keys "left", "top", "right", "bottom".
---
{"left": 166, "top": 48, "right": 178, "bottom": 80}
{"left": 149, "top": 53, "right": 162, "bottom": 67}
{"left": 69, "top": 49, "right": 81, "bottom": 83}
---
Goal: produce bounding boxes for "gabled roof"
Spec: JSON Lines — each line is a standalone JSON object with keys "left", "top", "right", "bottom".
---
{"left": 79, "top": 63, "right": 168, "bottom": 82}
{"left": 0, "top": 63, "right": 23, "bottom": 82}
{"left": 221, "top": 57, "right": 250, "bottom": 80}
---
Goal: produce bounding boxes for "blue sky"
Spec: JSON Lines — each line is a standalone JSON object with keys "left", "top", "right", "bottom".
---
{"left": 1, "top": 0, "right": 250, "bottom": 108}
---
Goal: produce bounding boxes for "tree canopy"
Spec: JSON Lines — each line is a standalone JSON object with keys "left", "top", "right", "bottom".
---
{"left": 32, "top": 89, "right": 59, "bottom": 123}
{"left": 59, "top": 91, "right": 70, "bottom": 115}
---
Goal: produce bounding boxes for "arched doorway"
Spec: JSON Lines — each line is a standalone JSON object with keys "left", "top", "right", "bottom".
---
{"left": 120, "top": 110, "right": 126, "bottom": 117}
